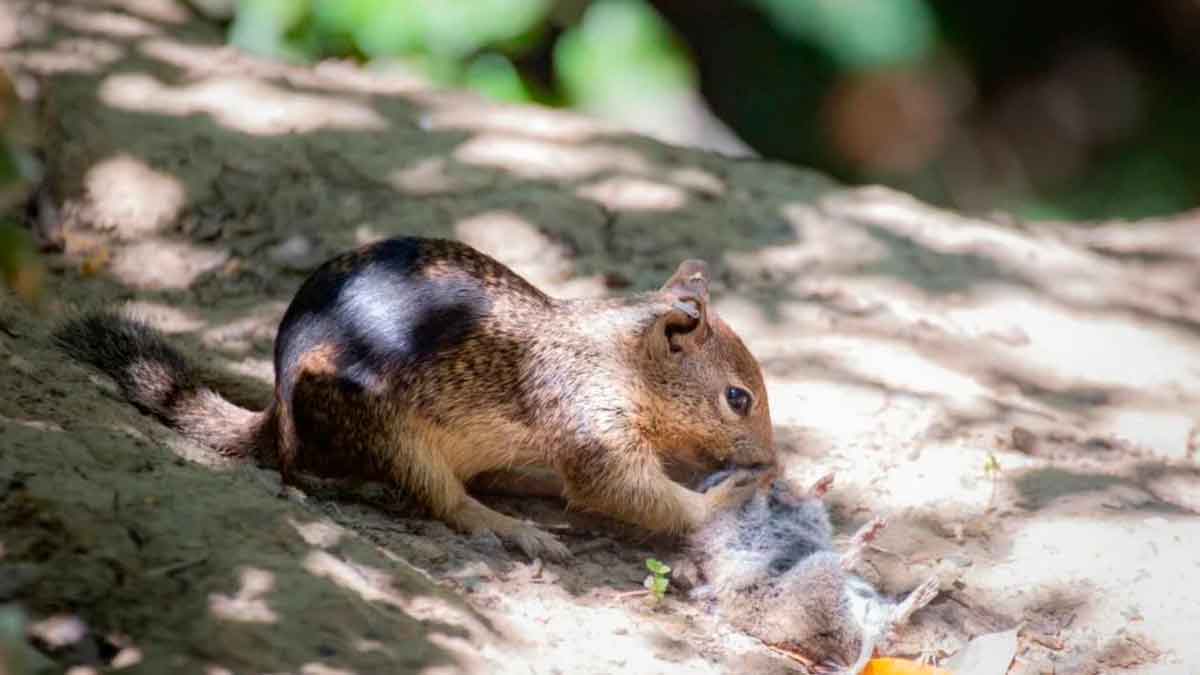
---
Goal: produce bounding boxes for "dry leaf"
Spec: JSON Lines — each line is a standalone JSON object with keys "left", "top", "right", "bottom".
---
{"left": 80, "top": 245, "right": 111, "bottom": 277}
{"left": 942, "top": 627, "right": 1019, "bottom": 675}
{"left": 862, "top": 657, "right": 954, "bottom": 675}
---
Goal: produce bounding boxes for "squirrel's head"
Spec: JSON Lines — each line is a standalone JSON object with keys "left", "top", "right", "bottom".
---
{"left": 632, "top": 259, "right": 775, "bottom": 473}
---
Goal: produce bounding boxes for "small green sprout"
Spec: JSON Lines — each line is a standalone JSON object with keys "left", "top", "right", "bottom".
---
{"left": 984, "top": 451, "right": 1001, "bottom": 509}
{"left": 643, "top": 558, "right": 671, "bottom": 601}
{"left": 983, "top": 452, "right": 1001, "bottom": 478}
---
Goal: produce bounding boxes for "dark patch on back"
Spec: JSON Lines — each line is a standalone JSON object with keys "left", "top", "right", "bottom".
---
{"left": 274, "top": 237, "right": 494, "bottom": 397}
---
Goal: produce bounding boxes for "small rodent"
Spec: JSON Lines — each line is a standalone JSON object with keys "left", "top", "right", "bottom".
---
{"left": 54, "top": 236, "right": 776, "bottom": 561}
{"left": 683, "top": 470, "right": 939, "bottom": 674}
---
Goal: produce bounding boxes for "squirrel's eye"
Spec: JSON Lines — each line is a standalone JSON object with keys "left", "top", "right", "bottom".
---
{"left": 725, "top": 386, "right": 752, "bottom": 416}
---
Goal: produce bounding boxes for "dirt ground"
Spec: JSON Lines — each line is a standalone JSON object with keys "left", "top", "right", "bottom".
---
{"left": 3, "top": 1, "right": 1200, "bottom": 673}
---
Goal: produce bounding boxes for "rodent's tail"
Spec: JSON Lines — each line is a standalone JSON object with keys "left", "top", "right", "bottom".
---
{"left": 53, "top": 311, "right": 273, "bottom": 459}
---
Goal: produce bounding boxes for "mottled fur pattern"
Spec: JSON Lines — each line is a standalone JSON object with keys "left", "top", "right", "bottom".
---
{"left": 685, "top": 471, "right": 939, "bottom": 675}
{"left": 53, "top": 313, "right": 273, "bottom": 459}
{"left": 54, "top": 237, "right": 775, "bottom": 561}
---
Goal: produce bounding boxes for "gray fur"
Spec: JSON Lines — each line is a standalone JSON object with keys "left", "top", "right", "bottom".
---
{"left": 686, "top": 473, "right": 939, "bottom": 674}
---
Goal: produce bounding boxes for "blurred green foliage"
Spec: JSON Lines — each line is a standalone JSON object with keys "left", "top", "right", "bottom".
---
{"left": 229, "top": 0, "right": 557, "bottom": 95}
{"left": 554, "top": 0, "right": 694, "bottom": 108}
{"left": 750, "top": 0, "right": 937, "bottom": 70}
{"left": 227, "top": 0, "right": 695, "bottom": 109}
{"left": 0, "top": 68, "right": 44, "bottom": 307}
{"left": 227, "top": 0, "right": 1199, "bottom": 221}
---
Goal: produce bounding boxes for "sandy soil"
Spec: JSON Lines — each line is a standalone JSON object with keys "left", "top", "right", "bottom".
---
{"left": 2, "top": 1, "right": 1200, "bottom": 673}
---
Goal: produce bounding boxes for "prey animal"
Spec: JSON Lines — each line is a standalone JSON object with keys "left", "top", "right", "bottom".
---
{"left": 681, "top": 470, "right": 939, "bottom": 674}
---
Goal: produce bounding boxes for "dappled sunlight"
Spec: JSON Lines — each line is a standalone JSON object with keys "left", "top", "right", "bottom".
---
{"left": 732, "top": 195, "right": 1200, "bottom": 470}
{"left": 881, "top": 443, "right": 1035, "bottom": 510}
{"left": 289, "top": 517, "right": 344, "bottom": 549}
{"left": 464, "top": 578, "right": 742, "bottom": 673}
{"left": 387, "top": 157, "right": 496, "bottom": 197}
{"left": 209, "top": 567, "right": 279, "bottom": 623}
{"left": 300, "top": 548, "right": 496, "bottom": 651}
{"left": 108, "top": 237, "right": 228, "bottom": 290}
{"left": 0, "top": 414, "right": 65, "bottom": 433}
{"left": 419, "top": 102, "right": 614, "bottom": 143}
{"left": 666, "top": 166, "right": 725, "bottom": 196}
{"left": 297, "top": 661, "right": 356, "bottom": 675}
{"left": 85, "top": 0, "right": 190, "bottom": 24}
{"left": 12, "top": 43, "right": 125, "bottom": 75}
{"left": 576, "top": 176, "right": 688, "bottom": 212}
{"left": 50, "top": 5, "right": 163, "bottom": 38}
{"left": 303, "top": 550, "right": 411, "bottom": 608}
{"left": 100, "top": 73, "right": 387, "bottom": 135}
{"left": 454, "top": 134, "right": 651, "bottom": 180}
{"left": 84, "top": 154, "right": 186, "bottom": 236}
{"left": 200, "top": 309, "right": 285, "bottom": 354}
{"left": 945, "top": 292, "right": 1200, "bottom": 392}
{"left": 723, "top": 202, "right": 888, "bottom": 274}
{"left": 160, "top": 433, "right": 240, "bottom": 469}
{"left": 221, "top": 356, "right": 274, "bottom": 387}
{"left": 815, "top": 334, "right": 992, "bottom": 404}
{"left": 454, "top": 211, "right": 574, "bottom": 288}
{"left": 121, "top": 300, "right": 207, "bottom": 333}
{"left": 970, "top": 509, "right": 1200, "bottom": 665}
{"left": 824, "top": 188, "right": 1090, "bottom": 273}
{"left": 1101, "top": 409, "right": 1195, "bottom": 460}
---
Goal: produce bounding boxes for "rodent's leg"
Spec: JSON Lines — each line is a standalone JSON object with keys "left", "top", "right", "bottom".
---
{"left": 386, "top": 419, "right": 570, "bottom": 562}
{"left": 841, "top": 516, "right": 887, "bottom": 571}
{"left": 890, "top": 576, "right": 939, "bottom": 626}
{"left": 274, "top": 394, "right": 300, "bottom": 489}
{"left": 468, "top": 468, "right": 565, "bottom": 499}
{"left": 560, "top": 451, "right": 764, "bottom": 534}
{"left": 444, "top": 495, "right": 570, "bottom": 562}
{"left": 808, "top": 472, "right": 836, "bottom": 499}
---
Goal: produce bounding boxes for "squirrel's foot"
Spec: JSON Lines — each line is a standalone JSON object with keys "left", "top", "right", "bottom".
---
{"left": 503, "top": 521, "right": 571, "bottom": 563}
{"left": 699, "top": 466, "right": 774, "bottom": 521}
{"left": 448, "top": 496, "right": 571, "bottom": 563}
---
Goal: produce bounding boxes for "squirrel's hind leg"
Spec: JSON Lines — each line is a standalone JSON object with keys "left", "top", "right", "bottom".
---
{"left": 391, "top": 415, "right": 571, "bottom": 562}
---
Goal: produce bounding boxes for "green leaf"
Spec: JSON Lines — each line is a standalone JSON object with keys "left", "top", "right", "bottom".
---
{"left": 464, "top": 53, "right": 531, "bottom": 102}
{"left": 983, "top": 452, "right": 1000, "bottom": 477}
{"left": 645, "top": 558, "right": 671, "bottom": 576}
{"left": 228, "top": 0, "right": 312, "bottom": 61}
{"left": 554, "top": 0, "right": 695, "bottom": 107}
{"left": 353, "top": 0, "right": 426, "bottom": 58}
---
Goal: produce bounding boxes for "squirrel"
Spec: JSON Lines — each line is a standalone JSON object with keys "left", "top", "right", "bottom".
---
{"left": 53, "top": 236, "right": 776, "bottom": 561}
{"left": 679, "top": 470, "right": 939, "bottom": 675}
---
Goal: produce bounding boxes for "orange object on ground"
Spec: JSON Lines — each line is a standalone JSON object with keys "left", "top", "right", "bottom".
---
{"left": 861, "top": 657, "right": 954, "bottom": 675}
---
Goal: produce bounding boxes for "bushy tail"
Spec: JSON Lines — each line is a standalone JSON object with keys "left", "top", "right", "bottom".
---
{"left": 53, "top": 311, "right": 272, "bottom": 459}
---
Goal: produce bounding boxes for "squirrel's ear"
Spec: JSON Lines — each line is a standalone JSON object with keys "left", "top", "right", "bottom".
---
{"left": 653, "top": 259, "right": 710, "bottom": 355}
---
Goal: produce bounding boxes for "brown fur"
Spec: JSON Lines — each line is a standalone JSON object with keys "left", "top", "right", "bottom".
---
{"left": 55, "top": 237, "right": 776, "bottom": 560}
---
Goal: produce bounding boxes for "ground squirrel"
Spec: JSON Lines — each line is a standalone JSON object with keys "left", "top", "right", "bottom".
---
{"left": 681, "top": 470, "right": 939, "bottom": 674}
{"left": 54, "top": 236, "right": 776, "bottom": 561}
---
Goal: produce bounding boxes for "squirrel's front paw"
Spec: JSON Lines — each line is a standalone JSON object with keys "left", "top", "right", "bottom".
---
{"left": 700, "top": 467, "right": 773, "bottom": 519}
